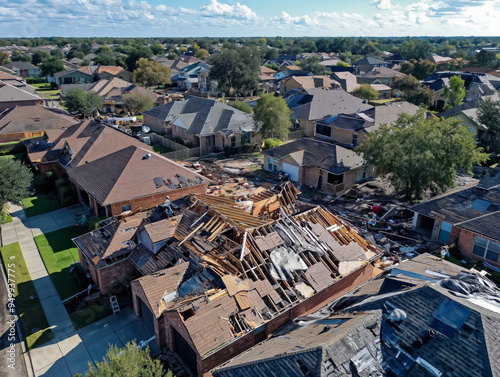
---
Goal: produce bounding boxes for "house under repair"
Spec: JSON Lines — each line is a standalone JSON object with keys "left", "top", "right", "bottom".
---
{"left": 72, "top": 183, "right": 381, "bottom": 376}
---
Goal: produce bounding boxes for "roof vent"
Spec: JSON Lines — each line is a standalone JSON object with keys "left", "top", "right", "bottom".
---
{"left": 143, "top": 153, "right": 151, "bottom": 160}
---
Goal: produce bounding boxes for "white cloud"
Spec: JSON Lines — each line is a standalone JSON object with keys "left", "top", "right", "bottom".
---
{"left": 371, "top": 0, "right": 393, "bottom": 10}
{"left": 200, "top": 0, "right": 259, "bottom": 20}
{"left": 273, "top": 11, "right": 318, "bottom": 25}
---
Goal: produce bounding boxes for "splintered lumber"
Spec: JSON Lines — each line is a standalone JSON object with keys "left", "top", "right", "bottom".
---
{"left": 239, "top": 231, "right": 248, "bottom": 261}
{"left": 179, "top": 221, "right": 205, "bottom": 246}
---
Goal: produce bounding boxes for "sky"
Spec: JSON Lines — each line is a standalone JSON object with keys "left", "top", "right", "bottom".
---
{"left": 0, "top": 0, "right": 499, "bottom": 38}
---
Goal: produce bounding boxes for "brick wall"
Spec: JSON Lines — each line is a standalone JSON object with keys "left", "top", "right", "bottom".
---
{"left": 97, "top": 259, "right": 140, "bottom": 295}
{"left": 457, "top": 229, "right": 500, "bottom": 267}
{"left": 331, "top": 127, "right": 354, "bottom": 145}
{"left": 301, "top": 166, "right": 321, "bottom": 187}
{"left": 108, "top": 182, "right": 207, "bottom": 216}
{"left": 131, "top": 282, "right": 164, "bottom": 346}
{"left": 143, "top": 114, "right": 165, "bottom": 134}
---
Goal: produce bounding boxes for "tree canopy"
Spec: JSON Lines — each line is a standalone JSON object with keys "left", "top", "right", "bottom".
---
{"left": 443, "top": 75, "right": 466, "bottom": 110}
{"left": 40, "top": 57, "right": 65, "bottom": 77}
{"left": 357, "top": 111, "right": 488, "bottom": 199}
{"left": 400, "top": 58, "right": 437, "bottom": 80}
{"left": 125, "top": 46, "right": 153, "bottom": 71}
{"left": 31, "top": 50, "right": 51, "bottom": 66}
{"left": 392, "top": 75, "right": 433, "bottom": 108}
{"left": 63, "top": 88, "right": 103, "bottom": 116}
{"left": 399, "top": 39, "right": 434, "bottom": 60}
{"left": 353, "top": 84, "right": 379, "bottom": 100}
{"left": 0, "top": 159, "right": 33, "bottom": 207}
{"left": 253, "top": 94, "right": 292, "bottom": 138}
{"left": 477, "top": 97, "right": 500, "bottom": 150}
{"left": 297, "top": 55, "right": 330, "bottom": 75}
{"left": 229, "top": 101, "right": 253, "bottom": 114}
{"left": 208, "top": 47, "right": 260, "bottom": 96}
{"left": 75, "top": 341, "right": 166, "bottom": 377}
{"left": 123, "top": 92, "right": 155, "bottom": 113}
{"left": 132, "top": 58, "right": 171, "bottom": 88}
{"left": 0, "top": 51, "right": 9, "bottom": 65}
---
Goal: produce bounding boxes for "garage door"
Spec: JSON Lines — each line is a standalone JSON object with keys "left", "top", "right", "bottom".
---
{"left": 139, "top": 298, "right": 155, "bottom": 335}
{"left": 282, "top": 162, "right": 300, "bottom": 182}
{"left": 174, "top": 329, "right": 197, "bottom": 376}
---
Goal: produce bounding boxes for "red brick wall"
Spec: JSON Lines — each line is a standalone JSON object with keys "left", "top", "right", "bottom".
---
{"left": 301, "top": 166, "right": 321, "bottom": 187}
{"left": 457, "top": 229, "right": 500, "bottom": 267}
{"left": 108, "top": 183, "right": 207, "bottom": 216}
{"left": 131, "top": 282, "right": 164, "bottom": 347}
{"left": 96, "top": 259, "right": 140, "bottom": 295}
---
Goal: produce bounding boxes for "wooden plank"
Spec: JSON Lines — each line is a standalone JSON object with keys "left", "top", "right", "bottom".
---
{"left": 178, "top": 221, "right": 205, "bottom": 246}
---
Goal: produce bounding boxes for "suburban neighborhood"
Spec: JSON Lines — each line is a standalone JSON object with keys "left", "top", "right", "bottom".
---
{"left": 1, "top": 3, "right": 500, "bottom": 377}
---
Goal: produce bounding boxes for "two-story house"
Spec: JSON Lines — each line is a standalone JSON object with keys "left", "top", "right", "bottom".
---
{"left": 3, "top": 61, "right": 41, "bottom": 78}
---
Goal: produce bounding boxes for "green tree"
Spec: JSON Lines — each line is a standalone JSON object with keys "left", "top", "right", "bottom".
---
{"left": 399, "top": 39, "right": 434, "bottom": 60}
{"left": 150, "top": 44, "right": 165, "bottom": 55}
{"left": 400, "top": 59, "right": 437, "bottom": 80}
{"left": 132, "top": 58, "right": 171, "bottom": 88}
{"left": 50, "top": 48, "right": 64, "bottom": 60}
{"left": 195, "top": 48, "right": 209, "bottom": 60}
{"left": 208, "top": 47, "right": 260, "bottom": 96}
{"left": 336, "top": 61, "right": 350, "bottom": 67}
{"left": 125, "top": 46, "right": 153, "bottom": 71}
{"left": 0, "top": 159, "right": 33, "bottom": 207}
{"left": 75, "top": 341, "right": 166, "bottom": 377}
{"left": 254, "top": 94, "right": 292, "bottom": 138}
{"left": 297, "top": 55, "right": 330, "bottom": 75}
{"left": 229, "top": 101, "right": 253, "bottom": 113}
{"left": 357, "top": 111, "right": 488, "bottom": 199}
{"left": 443, "top": 75, "right": 466, "bottom": 110}
{"left": 63, "top": 88, "right": 103, "bottom": 116}
{"left": 40, "top": 57, "right": 65, "bottom": 77}
{"left": 477, "top": 97, "right": 500, "bottom": 150}
{"left": 123, "top": 93, "right": 155, "bottom": 114}
{"left": 392, "top": 75, "right": 433, "bottom": 108}
{"left": 473, "top": 50, "right": 498, "bottom": 68}
{"left": 31, "top": 50, "right": 50, "bottom": 66}
{"left": 264, "top": 48, "right": 279, "bottom": 61}
{"left": 10, "top": 50, "right": 31, "bottom": 62}
{"left": 0, "top": 51, "right": 9, "bottom": 65}
{"left": 265, "top": 63, "right": 279, "bottom": 71}
{"left": 353, "top": 84, "right": 379, "bottom": 100}
{"left": 94, "top": 51, "right": 117, "bottom": 66}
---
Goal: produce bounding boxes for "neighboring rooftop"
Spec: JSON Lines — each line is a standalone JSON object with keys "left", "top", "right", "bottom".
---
{"left": 0, "top": 82, "right": 42, "bottom": 103}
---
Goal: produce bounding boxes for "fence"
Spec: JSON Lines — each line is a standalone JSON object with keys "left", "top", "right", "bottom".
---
{"left": 287, "top": 130, "right": 306, "bottom": 140}
{"left": 161, "top": 147, "right": 201, "bottom": 160}
{"left": 147, "top": 133, "right": 189, "bottom": 152}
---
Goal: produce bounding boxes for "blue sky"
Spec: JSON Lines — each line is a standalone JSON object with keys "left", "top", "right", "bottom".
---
{"left": 0, "top": 0, "right": 499, "bottom": 37}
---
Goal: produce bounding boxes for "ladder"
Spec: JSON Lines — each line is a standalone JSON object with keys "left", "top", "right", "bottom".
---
{"left": 110, "top": 296, "right": 121, "bottom": 315}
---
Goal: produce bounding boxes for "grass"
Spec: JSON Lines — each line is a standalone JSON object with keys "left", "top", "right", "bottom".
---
{"left": 0, "top": 153, "right": 24, "bottom": 161}
{"left": 0, "top": 213, "right": 12, "bottom": 224}
{"left": 153, "top": 145, "right": 172, "bottom": 154}
{"left": 22, "top": 195, "right": 60, "bottom": 217}
{"left": 135, "top": 115, "right": 144, "bottom": 121}
{"left": 89, "top": 216, "right": 107, "bottom": 230}
{"left": 70, "top": 304, "right": 112, "bottom": 330}
{"left": 0, "top": 243, "right": 54, "bottom": 349}
{"left": 369, "top": 98, "right": 400, "bottom": 106}
{"left": 34, "top": 226, "right": 87, "bottom": 301}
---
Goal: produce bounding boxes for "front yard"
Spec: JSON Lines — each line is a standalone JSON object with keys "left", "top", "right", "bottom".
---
{"left": 0, "top": 243, "right": 54, "bottom": 349}
{"left": 22, "top": 195, "right": 60, "bottom": 218}
{"left": 34, "top": 226, "right": 87, "bottom": 301}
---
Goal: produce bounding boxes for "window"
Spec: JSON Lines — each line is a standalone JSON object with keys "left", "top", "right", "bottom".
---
{"left": 351, "top": 133, "right": 358, "bottom": 146}
{"left": 122, "top": 204, "right": 131, "bottom": 212}
{"left": 327, "top": 173, "right": 343, "bottom": 185}
{"left": 362, "top": 166, "right": 368, "bottom": 179}
{"left": 315, "top": 124, "right": 331, "bottom": 137}
{"left": 473, "top": 236, "right": 500, "bottom": 262}
{"left": 231, "top": 136, "right": 236, "bottom": 147}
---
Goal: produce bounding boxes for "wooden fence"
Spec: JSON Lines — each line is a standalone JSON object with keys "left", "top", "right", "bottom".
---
{"left": 287, "top": 130, "right": 306, "bottom": 140}
{"left": 148, "top": 133, "right": 188, "bottom": 151}
{"left": 161, "top": 147, "right": 201, "bottom": 160}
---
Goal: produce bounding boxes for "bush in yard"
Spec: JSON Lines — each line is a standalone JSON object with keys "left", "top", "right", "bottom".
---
{"left": 263, "top": 138, "right": 282, "bottom": 150}
{"left": 55, "top": 178, "right": 67, "bottom": 189}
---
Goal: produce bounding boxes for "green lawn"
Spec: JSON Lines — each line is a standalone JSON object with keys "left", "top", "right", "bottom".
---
{"left": 34, "top": 226, "right": 87, "bottom": 301}
{"left": 70, "top": 304, "right": 112, "bottom": 330}
{"left": 0, "top": 153, "right": 24, "bottom": 161}
{"left": 0, "top": 213, "right": 12, "bottom": 224}
{"left": 22, "top": 195, "right": 60, "bottom": 217}
{"left": 0, "top": 243, "right": 54, "bottom": 349}
{"left": 135, "top": 115, "right": 144, "bottom": 121}
{"left": 153, "top": 145, "right": 172, "bottom": 154}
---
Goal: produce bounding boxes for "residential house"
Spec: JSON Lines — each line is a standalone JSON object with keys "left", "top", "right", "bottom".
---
{"left": 274, "top": 65, "right": 304, "bottom": 81}
{"left": 370, "top": 82, "right": 392, "bottom": 99}
{"left": 0, "top": 105, "right": 78, "bottom": 143}
{"left": 119, "top": 190, "right": 381, "bottom": 376}
{"left": 458, "top": 67, "right": 500, "bottom": 78}
{"left": 356, "top": 66, "right": 406, "bottom": 86}
{"left": 351, "top": 57, "right": 390, "bottom": 74}
{"left": 2, "top": 61, "right": 40, "bottom": 78}
{"left": 260, "top": 65, "right": 277, "bottom": 77}
{"left": 264, "top": 55, "right": 297, "bottom": 68}
{"left": 66, "top": 57, "right": 84, "bottom": 67}
{"left": 389, "top": 53, "right": 406, "bottom": 64}
{"left": 52, "top": 69, "right": 95, "bottom": 86}
{"left": 25, "top": 120, "right": 207, "bottom": 216}
{"left": 0, "top": 71, "right": 36, "bottom": 94}
{"left": 313, "top": 101, "right": 420, "bottom": 147}
{"left": 158, "top": 58, "right": 189, "bottom": 79}
{"left": 61, "top": 77, "right": 158, "bottom": 114}
{"left": 280, "top": 75, "right": 339, "bottom": 96}
{"left": 259, "top": 66, "right": 277, "bottom": 93}
{"left": 438, "top": 101, "right": 488, "bottom": 141}
{"left": 79, "top": 65, "right": 133, "bottom": 82}
{"left": 411, "top": 170, "right": 500, "bottom": 267}
{"left": 0, "top": 83, "right": 43, "bottom": 112}
{"left": 171, "top": 62, "right": 210, "bottom": 91}
{"left": 285, "top": 88, "right": 373, "bottom": 136}
{"left": 143, "top": 97, "right": 258, "bottom": 155}
{"left": 332, "top": 71, "right": 360, "bottom": 93}
{"left": 263, "top": 138, "right": 371, "bottom": 194}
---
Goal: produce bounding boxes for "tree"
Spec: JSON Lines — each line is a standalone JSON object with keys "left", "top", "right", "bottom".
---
{"left": 195, "top": 48, "right": 209, "bottom": 60}
{"left": 477, "top": 97, "right": 500, "bottom": 150}
{"left": 63, "top": 88, "right": 103, "bottom": 116}
{"left": 0, "top": 51, "right": 9, "bottom": 65}
{"left": 297, "top": 55, "right": 330, "bottom": 75}
{"left": 94, "top": 51, "right": 117, "bottom": 66}
{"left": 50, "top": 48, "right": 64, "bottom": 60}
{"left": 399, "top": 39, "right": 434, "bottom": 60}
{"left": 392, "top": 75, "right": 433, "bottom": 108}
{"left": 229, "top": 101, "right": 253, "bottom": 114}
{"left": 357, "top": 111, "right": 488, "bottom": 199}
{"left": 0, "top": 159, "right": 33, "bottom": 207}
{"left": 473, "top": 50, "right": 498, "bottom": 68}
{"left": 75, "top": 341, "right": 166, "bottom": 377}
{"left": 353, "top": 84, "right": 379, "bottom": 100}
{"left": 336, "top": 61, "right": 350, "bottom": 67}
{"left": 40, "top": 57, "right": 65, "bottom": 77}
{"left": 150, "top": 44, "right": 165, "bottom": 55}
{"left": 443, "top": 75, "right": 466, "bottom": 110}
{"left": 254, "top": 94, "right": 292, "bottom": 138}
{"left": 10, "top": 50, "right": 31, "bottom": 62}
{"left": 400, "top": 59, "right": 437, "bottom": 80}
{"left": 125, "top": 46, "right": 153, "bottom": 71}
{"left": 31, "top": 50, "right": 50, "bottom": 66}
{"left": 264, "top": 48, "right": 279, "bottom": 61}
{"left": 208, "top": 47, "right": 260, "bottom": 96}
{"left": 123, "top": 93, "right": 155, "bottom": 113}
{"left": 133, "top": 58, "right": 171, "bottom": 88}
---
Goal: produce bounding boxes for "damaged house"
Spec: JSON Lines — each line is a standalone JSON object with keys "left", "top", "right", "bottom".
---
{"left": 73, "top": 183, "right": 381, "bottom": 376}
{"left": 143, "top": 97, "right": 259, "bottom": 155}
{"left": 411, "top": 170, "right": 500, "bottom": 268}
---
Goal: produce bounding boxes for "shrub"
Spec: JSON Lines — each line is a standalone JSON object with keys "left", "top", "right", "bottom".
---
{"left": 26, "top": 77, "right": 48, "bottom": 84}
{"left": 55, "top": 178, "right": 67, "bottom": 189}
{"left": 57, "top": 184, "right": 72, "bottom": 198}
{"left": 263, "top": 138, "right": 282, "bottom": 150}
